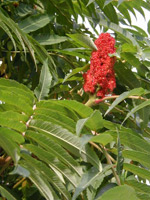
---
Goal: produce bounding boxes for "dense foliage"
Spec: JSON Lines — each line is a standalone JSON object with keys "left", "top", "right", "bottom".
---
{"left": 1, "top": 0, "right": 150, "bottom": 199}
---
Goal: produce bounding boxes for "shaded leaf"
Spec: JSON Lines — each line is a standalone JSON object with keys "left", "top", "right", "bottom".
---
{"left": 19, "top": 14, "right": 54, "bottom": 33}
{"left": 35, "top": 34, "right": 68, "bottom": 45}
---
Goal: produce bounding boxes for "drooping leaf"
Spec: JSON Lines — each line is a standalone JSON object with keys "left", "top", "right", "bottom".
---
{"left": 34, "top": 59, "right": 52, "bottom": 101}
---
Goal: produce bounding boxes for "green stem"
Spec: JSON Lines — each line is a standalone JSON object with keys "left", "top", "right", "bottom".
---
{"left": 85, "top": 94, "right": 96, "bottom": 107}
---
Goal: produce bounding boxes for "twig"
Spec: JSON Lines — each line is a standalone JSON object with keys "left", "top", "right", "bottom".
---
{"left": 95, "top": 95, "right": 148, "bottom": 104}
{"left": 102, "top": 146, "right": 121, "bottom": 185}
{"left": 13, "top": 177, "right": 26, "bottom": 188}
{"left": 0, "top": 156, "right": 12, "bottom": 175}
{"left": 89, "top": 141, "right": 116, "bottom": 163}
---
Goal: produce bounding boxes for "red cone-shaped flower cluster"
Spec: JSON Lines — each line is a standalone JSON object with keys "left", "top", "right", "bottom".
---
{"left": 83, "top": 33, "right": 116, "bottom": 98}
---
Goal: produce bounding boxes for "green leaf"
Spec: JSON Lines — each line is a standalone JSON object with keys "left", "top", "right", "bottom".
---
{"left": 67, "top": 34, "right": 97, "bottom": 50}
{"left": 0, "top": 78, "right": 34, "bottom": 102}
{"left": 121, "top": 43, "right": 137, "bottom": 53}
{"left": 24, "top": 144, "right": 79, "bottom": 187}
{"left": 97, "top": 185, "right": 139, "bottom": 200}
{"left": 118, "top": 0, "right": 126, "bottom": 6}
{"left": 86, "top": 0, "right": 95, "bottom": 7}
{"left": 126, "top": 180, "right": 150, "bottom": 195}
{"left": 104, "top": 0, "right": 113, "bottom": 7}
{"left": 53, "top": 100, "right": 93, "bottom": 118}
{"left": 0, "top": 127, "right": 24, "bottom": 144}
{"left": 106, "top": 129, "right": 150, "bottom": 154}
{"left": 34, "top": 34, "right": 68, "bottom": 45}
{"left": 63, "top": 64, "right": 89, "bottom": 83}
{"left": 123, "top": 150, "right": 150, "bottom": 169}
{"left": 132, "top": 25, "right": 148, "bottom": 37}
{"left": 105, "top": 88, "right": 146, "bottom": 116}
{"left": 115, "top": 62, "right": 141, "bottom": 89}
{"left": 21, "top": 153, "right": 71, "bottom": 200}
{"left": 37, "top": 100, "right": 79, "bottom": 121}
{"left": 0, "top": 21, "right": 16, "bottom": 51}
{"left": 18, "top": 14, "right": 54, "bottom": 33}
{"left": 123, "top": 100, "right": 150, "bottom": 124}
{"left": 0, "top": 89, "right": 33, "bottom": 115}
{"left": 34, "top": 108, "right": 76, "bottom": 133}
{"left": 0, "top": 186, "right": 17, "bottom": 200}
{"left": 25, "top": 130, "right": 81, "bottom": 176}
{"left": 0, "top": 128, "right": 20, "bottom": 163}
{"left": 99, "top": 19, "right": 139, "bottom": 46}
{"left": 20, "top": 158, "right": 55, "bottom": 200}
{"left": 141, "top": 47, "right": 150, "bottom": 60}
{"left": 29, "top": 120, "right": 101, "bottom": 169}
{"left": 76, "top": 110, "right": 103, "bottom": 135}
{"left": 90, "top": 134, "right": 113, "bottom": 146}
{"left": 34, "top": 59, "right": 52, "bottom": 101}
{"left": 72, "top": 166, "right": 112, "bottom": 200}
{"left": 0, "top": 112, "right": 26, "bottom": 132}
{"left": 124, "top": 163, "right": 150, "bottom": 180}
{"left": 96, "top": 0, "right": 118, "bottom": 24}
{"left": 147, "top": 20, "right": 150, "bottom": 35}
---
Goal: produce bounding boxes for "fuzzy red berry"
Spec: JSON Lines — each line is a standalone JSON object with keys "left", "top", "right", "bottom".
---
{"left": 83, "top": 33, "right": 116, "bottom": 98}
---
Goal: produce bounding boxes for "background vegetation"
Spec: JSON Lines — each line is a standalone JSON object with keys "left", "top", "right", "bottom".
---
{"left": 1, "top": 0, "right": 150, "bottom": 199}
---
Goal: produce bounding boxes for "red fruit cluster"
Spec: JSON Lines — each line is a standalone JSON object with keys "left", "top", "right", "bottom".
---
{"left": 83, "top": 33, "right": 116, "bottom": 98}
